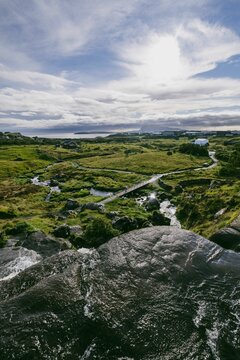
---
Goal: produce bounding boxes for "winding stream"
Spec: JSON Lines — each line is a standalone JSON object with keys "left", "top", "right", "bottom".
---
{"left": 31, "top": 176, "right": 61, "bottom": 201}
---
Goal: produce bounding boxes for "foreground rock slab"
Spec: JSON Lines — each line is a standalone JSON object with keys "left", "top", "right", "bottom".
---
{"left": 0, "top": 227, "right": 239, "bottom": 359}
{"left": 82, "top": 226, "right": 240, "bottom": 359}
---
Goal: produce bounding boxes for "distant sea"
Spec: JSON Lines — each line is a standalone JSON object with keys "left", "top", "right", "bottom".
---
{"left": 24, "top": 132, "right": 112, "bottom": 139}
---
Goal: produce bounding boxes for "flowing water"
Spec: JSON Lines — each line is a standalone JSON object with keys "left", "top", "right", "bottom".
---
{"left": 31, "top": 176, "right": 61, "bottom": 201}
{"left": 90, "top": 188, "right": 113, "bottom": 197}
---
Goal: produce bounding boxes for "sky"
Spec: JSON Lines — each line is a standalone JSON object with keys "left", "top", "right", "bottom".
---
{"left": 1, "top": 0, "right": 240, "bottom": 135}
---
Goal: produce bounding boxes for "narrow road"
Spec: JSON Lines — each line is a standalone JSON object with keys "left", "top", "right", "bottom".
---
{"left": 99, "top": 151, "right": 218, "bottom": 205}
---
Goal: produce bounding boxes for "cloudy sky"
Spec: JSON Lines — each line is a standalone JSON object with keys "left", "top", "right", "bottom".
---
{"left": 1, "top": 0, "right": 240, "bottom": 135}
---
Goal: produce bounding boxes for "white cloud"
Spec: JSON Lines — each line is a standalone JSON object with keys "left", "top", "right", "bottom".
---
{"left": 114, "top": 19, "right": 240, "bottom": 86}
{"left": 1, "top": 1, "right": 240, "bottom": 132}
{"left": 0, "top": 64, "right": 76, "bottom": 90}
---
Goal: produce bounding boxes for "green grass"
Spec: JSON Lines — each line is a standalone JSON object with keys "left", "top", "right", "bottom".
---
{"left": 0, "top": 136, "right": 239, "bottom": 240}
{"left": 79, "top": 150, "right": 208, "bottom": 174}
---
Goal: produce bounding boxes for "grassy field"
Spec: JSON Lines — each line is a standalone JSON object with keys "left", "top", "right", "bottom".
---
{"left": 0, "top": 135, "right": 239, "bottom": 243}
{"left": 78, "top": 149, "right": 209, "bottom": 174}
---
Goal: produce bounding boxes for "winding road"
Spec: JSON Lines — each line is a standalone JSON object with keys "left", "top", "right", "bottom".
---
{"left": 99, "top": 151, "right": 218, "bottom": 205}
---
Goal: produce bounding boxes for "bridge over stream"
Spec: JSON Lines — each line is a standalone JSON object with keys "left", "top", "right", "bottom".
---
{"left": 99, "top": 151, "right": 218, "bottom": 205}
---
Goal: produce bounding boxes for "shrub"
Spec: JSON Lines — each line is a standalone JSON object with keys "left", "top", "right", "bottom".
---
{"left": 83, "top": 217, "right": 119, "bottom": 247}
{"left": 179, "top": 143, "right": 208, "bottom": 157}
{"left": 0, "top": 207, "right": 17, "bottom": 219}
{"left": 5, "top": 221, "right": 35, "bottom": 236}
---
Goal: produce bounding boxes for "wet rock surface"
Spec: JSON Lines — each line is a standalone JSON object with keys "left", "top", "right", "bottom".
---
{"left": 0, "top": 250, "right": 92, "bottom": 360}
{"left": 0, "top": 227, "right": 239, "bottom": 359}
{"left": 0, "top": 246, "right": 41, "bottom": 281}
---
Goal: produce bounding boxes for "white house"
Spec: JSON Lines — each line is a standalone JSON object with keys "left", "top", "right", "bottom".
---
{"left": 194, "top": 138, "right": 209, "bottom": 146}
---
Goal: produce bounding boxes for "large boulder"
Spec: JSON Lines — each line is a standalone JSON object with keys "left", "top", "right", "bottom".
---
{"left": 17, "top": 230, "right": 72, "bottom": 258}
{"left": 0, "top": 227, "right": 239, "bottom": 359}
{"left": 0, "top": 250, "right": 92, "bottom": 359}
{"left": 81, "top": 227, "right": 240, "bottom": 359}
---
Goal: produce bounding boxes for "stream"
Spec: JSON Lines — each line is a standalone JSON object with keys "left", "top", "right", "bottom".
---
{"left": 159, "top": 200, "right": 181, "bottom": 227}
{"left": 31, "top": 176, "right": 61, "bottom": 201}
{"left": 137, "top": 194, "right": 181, "bottom": 227}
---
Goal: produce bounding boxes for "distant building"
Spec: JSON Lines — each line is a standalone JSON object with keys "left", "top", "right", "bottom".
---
{"left": 194, "top": 138, "right": 209, "bottom": 146}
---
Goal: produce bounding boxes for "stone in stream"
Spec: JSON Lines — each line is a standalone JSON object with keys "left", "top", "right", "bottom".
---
{"left": 145, "top": 196, "right": 160, "bottom": 211}
{"left": 0, "top": 227, "right": 239, "bottom": 359}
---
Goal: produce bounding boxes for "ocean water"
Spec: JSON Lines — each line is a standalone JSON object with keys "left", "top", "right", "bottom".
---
{"left": 25, "top": 132, "right": 112, "bottom": 139}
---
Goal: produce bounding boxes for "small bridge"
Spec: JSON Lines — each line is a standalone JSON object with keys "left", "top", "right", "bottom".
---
{"left": 99, "top": 151, "right": 218, "bottom": 205}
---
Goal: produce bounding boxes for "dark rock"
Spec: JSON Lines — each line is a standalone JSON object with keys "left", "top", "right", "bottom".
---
{"left": 209, "top": 214, "right": 240, "bottom": 252}
{"left": 53, "top": 224, "right": 83, "bottom": 243}
{"left": 0, "top": 250, "right": 92, "bottom": 359}
{"left": 150, "top": 210, "right": 171, "bottom": 226}
{"left": 65, "top": 199, "right": 81, "bottom": 210}
{"left": 0, "top": 227, "right": 239, "bottom": 359}
{"left": 81, "top": 227, "right": 240, "bottom": 359}
{"left": 82, "top": 202, "right": 105, "bottom": 213}
{"left": 17, "top": 230, "right": 71, "bottom": 258}
{"left": 106, "top": 211, "right": 119, "bottom": 219}
{"left": 209, "top": 227, "right": 240, "bottom": 252}
{"left": 53, "top": 224, "right": 71, "bottom": 238}
{"left": 65, "top": 210, "right": 78, "bottom": 218}
{"left": 112, "top": 216, "right": 138, "bottom": 232}
{"left": 145, "top": 196, "right": 160, "bottom": 211}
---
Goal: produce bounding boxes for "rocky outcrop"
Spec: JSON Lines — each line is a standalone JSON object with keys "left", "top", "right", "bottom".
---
{"left": 17, "top": 230, "right": 72, "bottom": 258}
{"left": 209, "top": 214, "right": 240, "bottom": 252}
{"left": 53, "top": 224, "right": 84, "bottom": 247}
{"left": 112, "top": 215, "right": 138, "bottom": 232}
{"left": 0, "top": 250, "right": 91, "bottom": 359}
{"left": 0, "top": 227, "right": 239, "bottom": 359}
